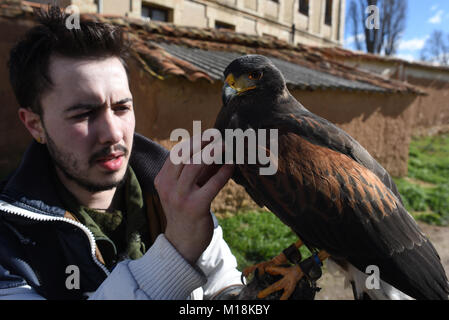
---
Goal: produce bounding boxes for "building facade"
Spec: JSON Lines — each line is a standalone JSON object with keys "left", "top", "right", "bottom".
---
{"left": 27, "top": 0, "right": 345, "bottom": 46}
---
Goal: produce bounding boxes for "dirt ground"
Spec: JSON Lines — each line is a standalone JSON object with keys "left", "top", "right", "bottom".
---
{"left": 315, "top": 221, "right": 449, "bottom": 300}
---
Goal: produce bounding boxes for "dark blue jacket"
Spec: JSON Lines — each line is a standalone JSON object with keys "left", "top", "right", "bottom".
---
{"left": 0, "top": 134, "right": 166, "bottom": 299}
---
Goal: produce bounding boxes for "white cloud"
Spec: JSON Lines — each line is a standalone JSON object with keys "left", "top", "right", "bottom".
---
{"left": 395, "top": 53, "right": 416, "bottom": 62}
{"left": 345, "top": 33, "right": 365, "bottom": 46}
{"left": 398, "top": 37, "right": 429, "bottom": 51}
{"left": 429, "top": 10, "right": 444, "bottom": 24}
{"left": 430, "top": 4, "right": 439, "bottom": 11}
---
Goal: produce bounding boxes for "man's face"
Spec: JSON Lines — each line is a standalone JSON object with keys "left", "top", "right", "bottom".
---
{"left": 40, "top": 55, "right": 135, "bottom": 192}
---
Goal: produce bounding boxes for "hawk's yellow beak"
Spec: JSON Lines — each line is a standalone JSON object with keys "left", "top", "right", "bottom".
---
{"left": 225, "top": 73, "right": 257, "bottom": 94}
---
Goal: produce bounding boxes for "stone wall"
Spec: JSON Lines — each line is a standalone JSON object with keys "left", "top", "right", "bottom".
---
{"left": 71, "top": 0, "right": 97, "bottom": 13}
{"left": 27, "top": 0, "right": 97, "bottom": 12}
{"left": 34, "top": 0, "right": 345, "bottom": 46}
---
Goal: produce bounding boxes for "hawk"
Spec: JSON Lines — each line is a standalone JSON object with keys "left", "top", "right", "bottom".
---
{"left": 214, "top": 55, "right": 449, "bottom": 300}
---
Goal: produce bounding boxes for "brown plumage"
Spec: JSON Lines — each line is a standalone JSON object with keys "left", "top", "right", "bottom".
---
{"left": 215, "top": 55, "right": 449, "bottom": 300}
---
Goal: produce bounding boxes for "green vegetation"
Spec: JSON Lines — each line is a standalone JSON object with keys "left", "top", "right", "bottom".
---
{"left": 394, "top": 133, "right": 449, "bottom": 226}
{"left": 217, "top": 210, "right": 311, "bottom": 270}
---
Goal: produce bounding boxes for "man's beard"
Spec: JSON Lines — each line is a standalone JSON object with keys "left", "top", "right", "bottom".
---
{"left": 45, "top": 131, "right": 129, "bottom": 193}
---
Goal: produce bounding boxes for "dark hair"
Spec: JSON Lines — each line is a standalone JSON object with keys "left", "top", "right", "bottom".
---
{"left": 8, "top": 5, "right": 130, "bottom": 115}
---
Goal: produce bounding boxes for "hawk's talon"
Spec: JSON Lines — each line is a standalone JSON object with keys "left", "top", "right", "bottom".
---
{"left": 243, "top": 239, "right": 304, "bottom": 279}
{"left": 242, "top": 240, "right": 328, "bottom": 300}
{"left": 242, "top": 252, "right": 288, "bottom": 278}
{"left": 257, "top": 265, "right": 304, "bottom": 300}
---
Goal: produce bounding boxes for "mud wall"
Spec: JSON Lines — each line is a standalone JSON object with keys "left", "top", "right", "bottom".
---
{"left": 407, "top": 77, "right": 449, "bottom": 137}
{"left": 331, "top": 56, "right": 449, "bottom": 138}
{"left": 0, "top": 17, "right": 36, "bottom": 176}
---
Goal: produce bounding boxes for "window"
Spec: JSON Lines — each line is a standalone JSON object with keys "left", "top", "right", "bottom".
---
{"left": 325, "top": 0, "right": 333, "bottom": 26}
{"left": 299, "top": 0, "right": 309, "bottom": 16}
{"left": 215, "top": 21, "right": 235, "bottom": 31}
{"left": 141, "top": 3, "right": 172, "bottom": 22}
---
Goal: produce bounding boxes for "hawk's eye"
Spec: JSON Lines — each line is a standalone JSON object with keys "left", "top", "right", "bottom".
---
{"left": 248, "top": 71, "right": 263, "bottom": 80}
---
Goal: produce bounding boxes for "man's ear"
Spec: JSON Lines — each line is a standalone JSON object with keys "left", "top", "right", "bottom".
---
{"left": 18, "top": 108, "right": 46, "bottom": 144}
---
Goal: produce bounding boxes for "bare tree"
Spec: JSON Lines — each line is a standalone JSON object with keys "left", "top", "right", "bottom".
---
{"left": 348, "top": 0, "right": 364, "bottom": 51}
{"left": 420, "top": 30, "right": 449, "bottom": 66}
{"left": 348, "top": 0, "right": 408, "bottom": 55}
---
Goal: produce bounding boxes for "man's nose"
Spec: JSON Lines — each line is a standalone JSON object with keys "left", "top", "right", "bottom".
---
{"left": 97, "top": 109, "right": 123, "bottom": 145}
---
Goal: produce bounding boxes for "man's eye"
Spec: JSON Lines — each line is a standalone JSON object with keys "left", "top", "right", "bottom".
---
{"left": 115, "top": 105, "right": 132, "bottom": 112}
{"left": 72, "top": 111, "right": 93, "bottom": 119}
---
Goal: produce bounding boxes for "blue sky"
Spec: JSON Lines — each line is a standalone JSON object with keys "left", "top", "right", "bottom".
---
{"left": 344, "top": 0, "right": 449, "bottom": 61}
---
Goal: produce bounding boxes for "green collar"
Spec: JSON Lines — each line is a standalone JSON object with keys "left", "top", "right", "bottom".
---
{"left": 54, "top": 166, "right": 149, "bottom": 268}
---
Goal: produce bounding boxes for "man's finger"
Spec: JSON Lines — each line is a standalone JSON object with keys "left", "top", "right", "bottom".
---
{"left": 177, "top": 162, "right": 206, "bottom": 194}
{"left": 196, "top": 164, "right": 221, "bottom": 188}
{"left": 196, "top": 164, "right": 234, "bottom": 201}
{"left": 168, "top": 134, "right": 214, "bottom": 179}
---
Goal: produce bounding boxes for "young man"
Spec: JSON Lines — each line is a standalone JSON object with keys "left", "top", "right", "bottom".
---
{"left": 0, "top": 6, "right": 242, "bottom": 299}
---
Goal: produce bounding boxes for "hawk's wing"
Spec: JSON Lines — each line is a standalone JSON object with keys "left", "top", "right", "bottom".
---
{"left": 273, "top": 104, "right": 403, "bottom": 205}
{"left": 235, "top": 120, "right": 448, "bottom": 300}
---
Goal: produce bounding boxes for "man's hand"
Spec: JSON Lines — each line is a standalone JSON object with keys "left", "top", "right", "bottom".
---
{"left": 154, "top": 138, "right": 233, "bottom": 265}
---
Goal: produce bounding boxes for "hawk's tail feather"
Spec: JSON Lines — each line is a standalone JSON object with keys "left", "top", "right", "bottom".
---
{"left": 327, "top": 259, "right": 414, "bottom": 300}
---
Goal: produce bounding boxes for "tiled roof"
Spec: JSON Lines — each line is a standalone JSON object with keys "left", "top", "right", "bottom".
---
{"left": 158, "top": 43, "right": 387, "bottom": 92}
{"left": 1, "top": 0, "right": 423, "bottom": 94}
{"left": 315, "top": 46, "right": 449, "bottom": 72}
